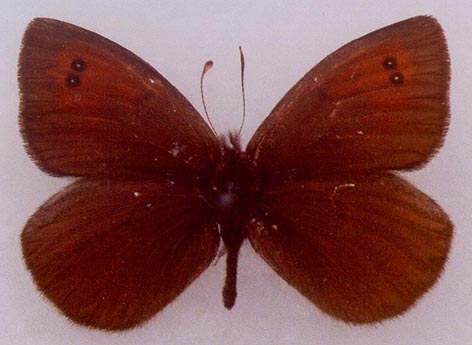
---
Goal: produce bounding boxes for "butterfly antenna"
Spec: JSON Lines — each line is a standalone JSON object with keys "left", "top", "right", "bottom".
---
{"left": 237, "top": 46, "right": 246, "bottom": 138}
{"left": 200, "top": 60, "right": 218, "bottom": 136}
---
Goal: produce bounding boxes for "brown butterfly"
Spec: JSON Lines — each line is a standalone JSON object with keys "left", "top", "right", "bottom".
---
{"left": 19, "top": 16, "right": 452, "bottom": 330}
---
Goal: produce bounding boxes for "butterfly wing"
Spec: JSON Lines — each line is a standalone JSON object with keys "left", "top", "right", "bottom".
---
{"left": 248, "top": 174, "right": 452, "bottom": 323}
{"left": 246, "top": 16, "right": 449, "bottom": 177}
{"left": 21, "top": 178, "right": 219, "bottom": 330}
{"left": 19, "top": 18, "right": 219, "bottom": 178}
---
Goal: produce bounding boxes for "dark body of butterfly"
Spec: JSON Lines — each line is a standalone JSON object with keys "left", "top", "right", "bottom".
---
{"left": 18, "top": 16, "right": 452, "bottom": 330}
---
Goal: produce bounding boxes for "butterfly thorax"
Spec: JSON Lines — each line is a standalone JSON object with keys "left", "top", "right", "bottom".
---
{"left": 208, "top": 133, "right": 258, "bottom": 239}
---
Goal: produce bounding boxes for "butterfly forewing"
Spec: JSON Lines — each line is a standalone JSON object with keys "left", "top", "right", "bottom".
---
{"left": 19, "top": 18, "right": 219, "bottom": 178}
{"left": 21, "top": 178, "right": 219, "bottom": 330}
{"left": 247, "top": 16, "right": 450, "bottom": 177}
{"left": 248, "top": 174, "right": 452, "bottom": 323}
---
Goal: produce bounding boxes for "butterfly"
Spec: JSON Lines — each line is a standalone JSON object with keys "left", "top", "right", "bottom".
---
{"left": 19, "top": 16, "right": 452, "bottom": 330}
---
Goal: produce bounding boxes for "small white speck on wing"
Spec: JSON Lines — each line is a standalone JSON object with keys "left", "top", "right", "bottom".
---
{"left": 331, "top": 183, "right": 356, "bottom": 209}
{"left": 168, "top": 142, "right": 185, "bottom": 157}
{"left": 334, "top": 183, "right": 356, "bottom": 192}
{"left": 328, "top": 100, "right": 341, "bottom": 118}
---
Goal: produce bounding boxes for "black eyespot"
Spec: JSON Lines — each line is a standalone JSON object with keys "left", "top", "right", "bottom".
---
{"left": 71, "top": 58, "right": 86, "bottom": 72}
{"left": 389, "top": 72, "right": 404, "bottom": 85}
{"left": 383, "top": 57, "right": 397, "bottom": 70}
{"left": 66, "top": 74, "right": 81, "bottom": 87}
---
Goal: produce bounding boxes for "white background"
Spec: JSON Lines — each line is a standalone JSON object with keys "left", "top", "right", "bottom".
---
{"left": 1, "top": 1, "right": 471, "bottom": 344}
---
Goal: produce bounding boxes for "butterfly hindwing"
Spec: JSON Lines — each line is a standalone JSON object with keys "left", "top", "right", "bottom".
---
{"left": 248, "top": 174, "right": 452, "bottom": 323}
{"left": 21, "top": 178, "right": 219, "bottom": 330}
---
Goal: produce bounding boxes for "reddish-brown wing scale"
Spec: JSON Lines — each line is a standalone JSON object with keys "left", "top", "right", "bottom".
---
{"left": 21, "top": 178, "right": 219, "bottom": 330}
{"left": 248, "top": 174, "right": 452, "bottom": 323}
{"left": 19, "top": 18, "right": 219, "bottom": 179}
{"left": 247, "top": 16, "right": 450, "bottom": 178}
{"left": 19, "top": 18, "right": 223, "bottom": 330}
